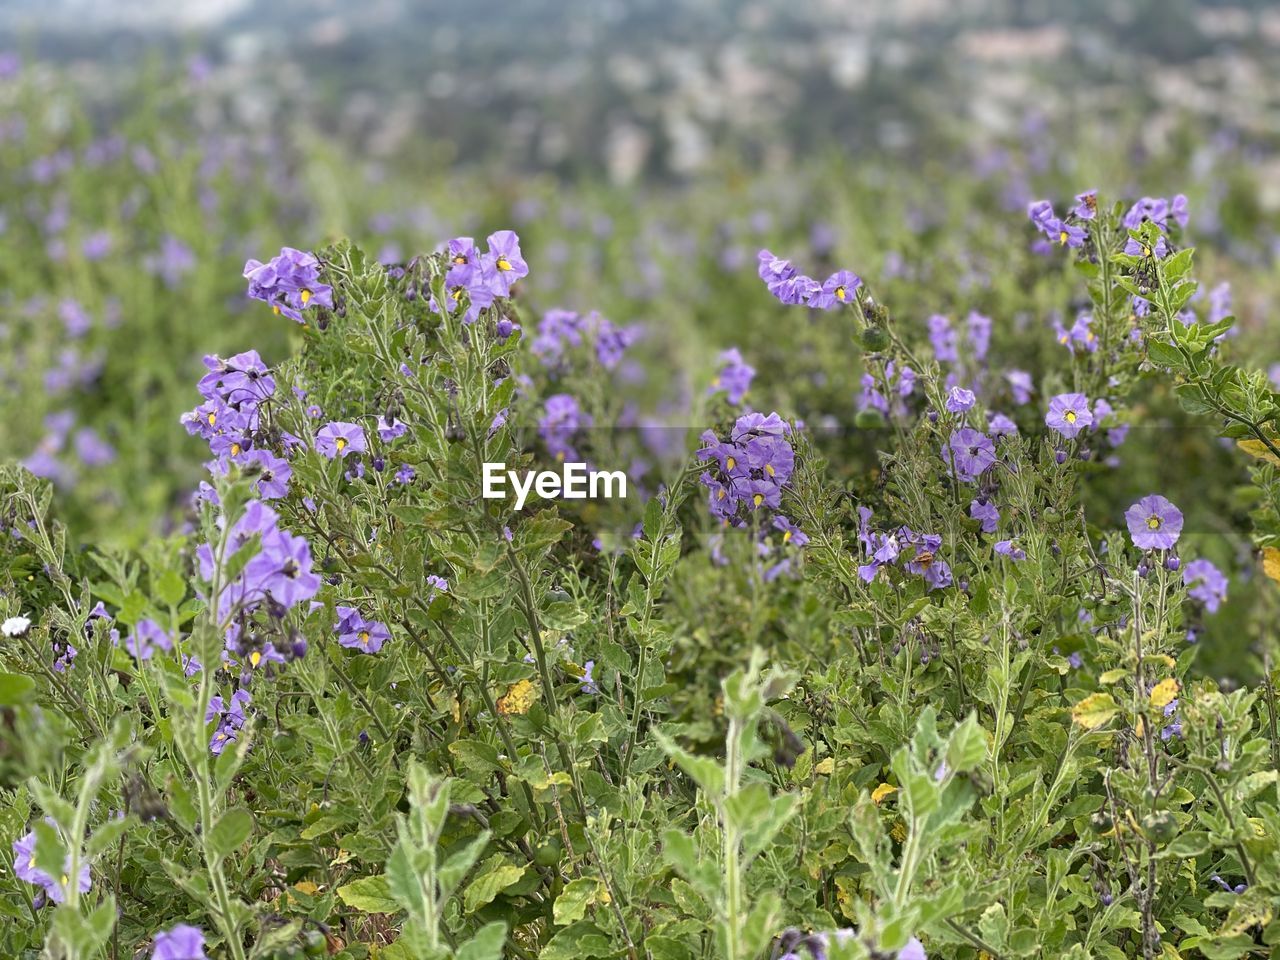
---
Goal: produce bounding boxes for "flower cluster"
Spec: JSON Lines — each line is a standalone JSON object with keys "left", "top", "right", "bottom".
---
{"left": 529, "top": 308, "right": 638, "bottom": 370}
{"left": 443, "top": 230, "right": 528, "bottom": 323}
{"left": 757, "top": 249, "right": 861, "bottom": 310}
{"left": 1028, "top": 191, "right": 1095, "bottom": 249}
{"left": 698, "top": 412, "right": 795, "bottom": 523}
{"left": 243, "top": 247, "right": 334, "bottom": 323}
{"left": 856, "top": 508, "right": 953, "bottom": 591}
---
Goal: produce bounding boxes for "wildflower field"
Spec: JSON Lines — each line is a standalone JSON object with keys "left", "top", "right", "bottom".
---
{"left": 6, "top": 11, "right": 1280, "bottom": 960}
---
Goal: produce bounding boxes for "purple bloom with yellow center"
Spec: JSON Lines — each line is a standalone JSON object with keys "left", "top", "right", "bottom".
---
{"left": 485, "top": 230, "right": 528, "bottom": 296}
{"left": 808, "top": 270, "right": 861, "bottom": 310}
{"left": 1045, "top": 393, "right": 1092, "bottom": 440}
{"left": 316, "top": 421, "right": 366, "bottom": 459}
{"left": 243, "top": 247, "right": 333, "bottom": 324}
{"left": 336, "top": 606, "right": 391, "bottom": 654}
{"left": 1125, "top": 494, "right": 1183, "bottom": 550}
{"left": 13, "top": 821, "right": 92, "bottom": 904}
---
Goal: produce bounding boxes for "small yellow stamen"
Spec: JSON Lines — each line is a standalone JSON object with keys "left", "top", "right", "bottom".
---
{"left": 453, "top": 254, "right": 467, "bottom": 265}
{"left": 765, "top": 463, "right": 775, "bottom": 477}
{"left": 496, "top": 256, "right": 513, "bottom": 272}
{"left": 359, "top": 631, "right": 370, "bottom": 648}
{"left": 1147, "top": 516, "right": 1162, "bottom": 530}
{"left": 335, "top": 437, "right": 347, "bottom": 451}
{"left": 835, "top": 286, "right": 847, "bottom": 301}
{"left": 753, "top": 493, "right": 764, "bottom": 507}
{"left": 250, "top": 651, "right": 261, "bottom": 667}
{"left": 783, "top": 530, "right": 792, "bottom": 543}
{"left": 1059, "top": 231, "right": 1069, "bottom": 245}
{"left": 300, "top": 289, "right": 312, "bottom": 304}
{"left": 230, "top": 442, "right": 241, "bottom": 457}
{"left": 717, "top": 488, "right": 726, "bottom": 500}
{"left": 272, "top": 304, "right": 281, "bottom": 315}
{"left": 726, "top": 456, "right": 736, "bottom": 470}
{"left": 207, "top": 412, "right": 217, "bottom": 426}
{"left": 1064, "top": 411, "right": 1077, "bottom": 423}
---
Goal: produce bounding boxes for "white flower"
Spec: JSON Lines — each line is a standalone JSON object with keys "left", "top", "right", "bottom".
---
{"left": 2, "top": 615, "right": 31, "bottom": 637}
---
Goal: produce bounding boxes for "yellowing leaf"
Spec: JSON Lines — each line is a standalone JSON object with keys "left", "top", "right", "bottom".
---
{"left": 293, "top": 880, "right": 320, "bottom": 896}
{"left": 1237, "top": 439, "right": 1280, "bottom": 467}
{"left": 871, "top": 783, "right": 897, "bottom": 804}
{"left": 1263, "top": 547, "right": 1280, "bottom": 585}
{"left": 1072, "top": 692, "right": 1120, "bottom": 730}
{"left": 496, "top": 678, "right": 539, "bottom": 716}
{"left": 1099, "top": 668, "right": 1128, "bottom": 685}
{"left": 1150, "top": 678, "right": 1180, "bottom": 709}
{"left": 815, "top": 758, "right": 835, "bottom": 775}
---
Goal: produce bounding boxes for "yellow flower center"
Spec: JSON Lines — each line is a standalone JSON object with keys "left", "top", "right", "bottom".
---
{"left": 300, "top": 289, "right": 312, "bottom": 304}
{"left": 835, "top": 285, "right": 847, "bottom": 301}
{"left": 753, "top": 493, "right": 764, "bottom": 507}
{"left": 1147, "top": 516, "right": 1162, "bottom": 530}
{"left": 1059, "top": 230, "right": 1069, "bottom": 245}
{"left": 272, "top": 304, "right": 281, "bottom": 315}
{"left": 250, "top": 650, "right": 262, "bottom": 667}
{"left": 765, "top": 463, "right": 775, "bottom": 477}
{"left": 453, "top": 254, "right": 467, "bottom": 265}
{"left": 207, "top": 412, "right": 217, "bottom": 426}
{"left": 725, "top": 456, "right": 736, "bottom": 470}
{"left": 1142, "top": 245, "right": 1151, "bottom": 257}
{"left": 1064, "top": 411, "right": 1077, "bottom": 423}
{"left": 717, "top": 488, "right": 726, "bottom": 500}
{"left": 335, "top": 437, "right": 347, "bottom": 451}
{"left": 496, "top": 256, "right": 513, "bottom": 272}
{"left": 230, "top": 442, "right": 241, "bottom": 456}
{"left": 783, "top": 530, "right": 792, "bottom": 543}
{"left": 360, "top": 631, "right": 370, "bottom": 647}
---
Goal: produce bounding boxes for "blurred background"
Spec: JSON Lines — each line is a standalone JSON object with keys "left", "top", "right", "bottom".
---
{"left": 1, "top": 0, "right": 1279, "bottom": 675}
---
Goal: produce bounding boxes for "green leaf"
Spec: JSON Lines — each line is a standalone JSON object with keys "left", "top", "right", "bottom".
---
{"left": 207, "top": 807, "right": 254, "bottom": 859}
{"left": 463, "top": 857, "right": 527, "bottom": 913}
{"left": 539, "top": 921, "right": 613, "bottom": 959}
{"left": 336, "top": 875, "right": 400, "bottom": 914}
{"left": 456, "top": 922, "right": 508, "bottom": 960}
{"left": 554, "top": 877, "right": 607, "bottom": 925}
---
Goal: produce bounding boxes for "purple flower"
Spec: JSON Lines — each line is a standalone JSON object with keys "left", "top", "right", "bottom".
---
{"left": 237, "top": 448, "right": 291, "bottom": 499}
{"left": 485, "top": 230, "right": 529, "bottom": 296}
{"left": 772, "top": 515, "right": 809, "bottom": 547}
{"left": 967, "top": 311, "right": 992, "bottom": 361}
{"left": 1073, "top": 190, "right": 1098, "bottom": 220}
{"left": 928, "top": 314, "right": 958, "bottom": 363}
{"left": 1124, "top": 234, "right": 1168, "bottom": 259}
{"left": 995, "top": 539, "right": 1026, "bottom": 561}
{"left": 970, "top": 498, "right": 999, "bottom": 533}
{"left": 1045, "top": 393, "right": 1092, "bottom": 440}
{"left": 12, "top": 822, "right": 91, "bottom": 904}
{"left": 376, "top": 416, "right": 408, "bottom": 442}
{"left": 540, "top": 394, "right": 591, "bottom": 461}
{"left": 1125, "top": 495, "right": 1183, "bottom": 550}
{"left": 243, "top": 247, "right": 333, "bottom": 324}
{"left": 1054, "top": 313, "right": 1097, "bottom": 354}
{"left": 125, "top": 619, "right": 173, "bottom": 661}
{"left": 1006, "top": 369, "right": 1033, "bottom": 405}
{"left": 336, "top": 607, "right": 392, "bottom": 654}
{"left": 710, "top": 348, "right": 755, "bottom": 405}
{"left": 945, "top": 386, "right": 976, "bottom": 413}
{"left": 943, "top": 428, "right": 996, "bottom": 482}
{"left": 579, "top": 660, "right": 600, "bottom": 695}
{"left": 807, "top": 270, "right": 861, "bottom": 310}
{"left": 316, "top": 422, "right": 366, "bottom": 459}
{"left": 1183, "top": 558, "right": 1228, "bottom": 612}
{"left": 153, "top": 924, "right": 208, "bottom": 960}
